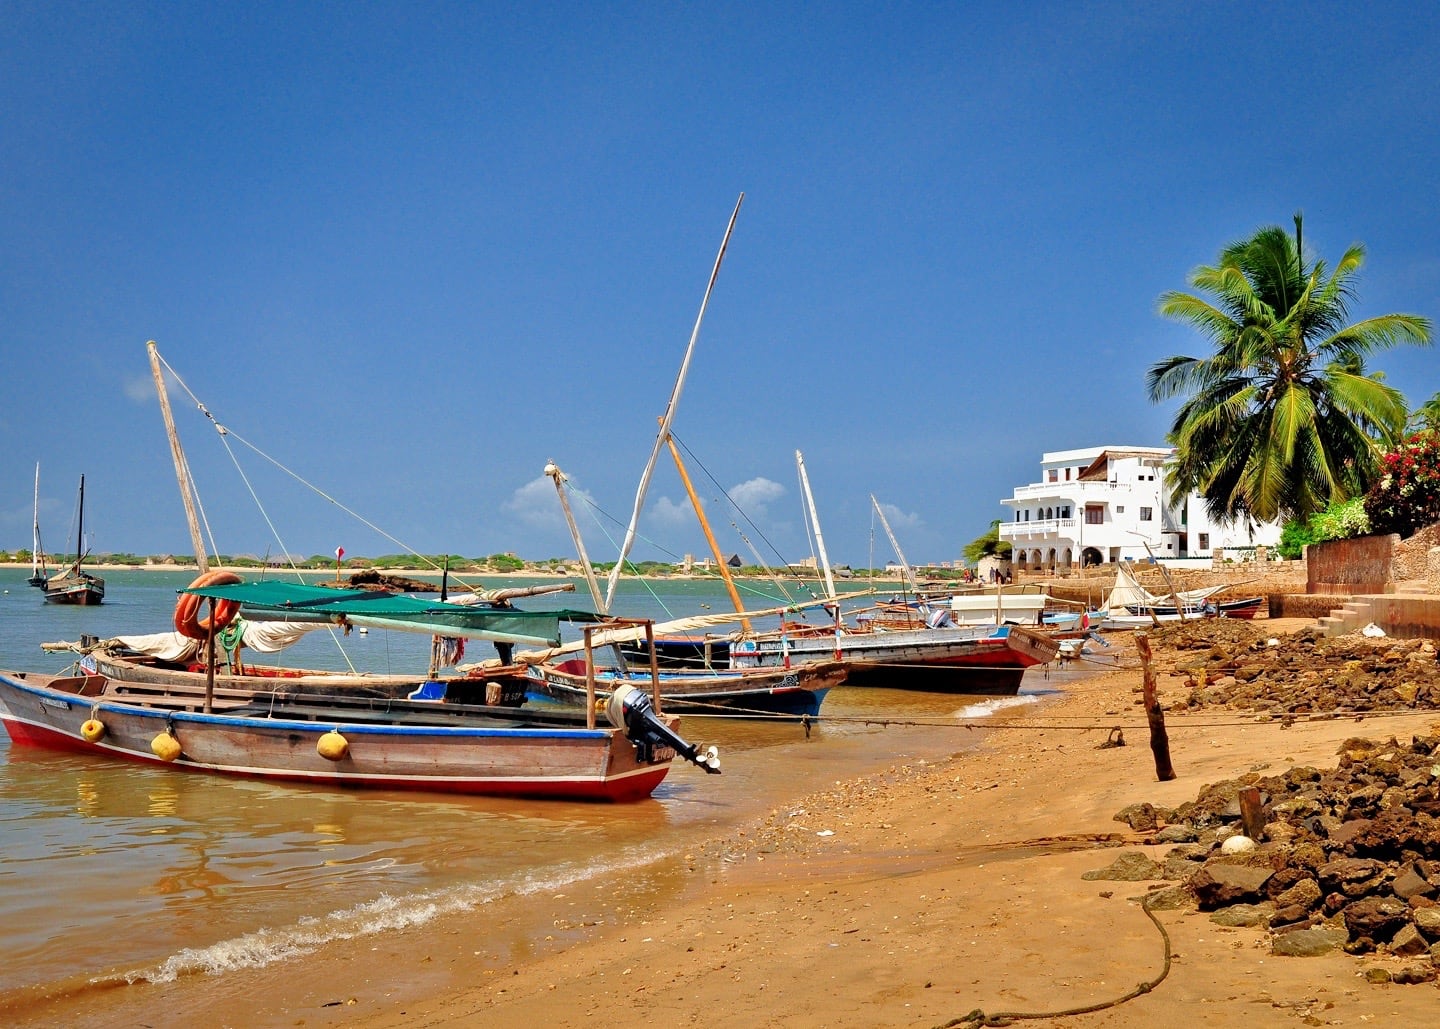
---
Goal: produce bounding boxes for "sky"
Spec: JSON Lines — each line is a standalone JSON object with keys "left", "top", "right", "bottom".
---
{"left": 3, "top": 2, "right": 1438, "bottom": 572}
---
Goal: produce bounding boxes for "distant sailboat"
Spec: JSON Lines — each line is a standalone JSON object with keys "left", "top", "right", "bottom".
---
{"left": 27, "top": 463, "right": 48, "bottom": 588}
{"left": 43, "top": 475, "right": 105, "bottom": 605}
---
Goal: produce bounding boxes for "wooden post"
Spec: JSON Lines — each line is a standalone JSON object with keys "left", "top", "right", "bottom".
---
{"left": 584, "top": 626, "right": 596, "bottom": 730}
{"left": 1135, "top": 632, "right": 1176, "bottom": 781}
{"left": 644, "top": 621, "right": 664, "bottom": 713}
{"left": 1238, "top": 786, "right": 1265, "bottom": 840}
{"left": 204, "top": 597, "right": 217, "bottom": 715}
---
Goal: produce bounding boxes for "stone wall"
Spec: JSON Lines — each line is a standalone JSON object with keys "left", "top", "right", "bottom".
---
{"left": 1306, "top": 534, "right": 1399, "bottom": 594}
{"left": 1394, "top": 522, "right": 1440, "bottom": 581}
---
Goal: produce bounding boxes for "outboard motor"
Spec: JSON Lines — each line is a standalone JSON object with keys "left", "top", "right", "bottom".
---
{"left": 605, "top": 684, "right": 721, "bottom": 774}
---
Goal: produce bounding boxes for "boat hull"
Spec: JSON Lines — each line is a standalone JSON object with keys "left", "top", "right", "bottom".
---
{"left": 1123, "top": 596, "right": 1264, "bottom": 620}
{"left": 0, "top": 670, "right": 674, "bottom": 802}
{"left": 82, "top": 651, "right": 528, "bottom": 706}
{"left": 43, "top": 575, "right": 105, "bottom": 605}
{"left": 525, "top": 660, "right": 844, "bottom": 717}
{"left": 732, "top": 625, "right": 1058, "bottom": 696}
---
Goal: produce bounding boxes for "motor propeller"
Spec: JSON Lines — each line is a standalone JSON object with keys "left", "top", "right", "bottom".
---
{"left": 605, "top": 684, "right": 721, "bottom": 774}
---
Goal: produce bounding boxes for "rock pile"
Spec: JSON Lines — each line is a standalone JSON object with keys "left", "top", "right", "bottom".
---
{"left": 1148, "top": 622, "right": 1440, "bottom": 716}
{"left": 1105, "top": 732, "right": 1440, "bottom": 980}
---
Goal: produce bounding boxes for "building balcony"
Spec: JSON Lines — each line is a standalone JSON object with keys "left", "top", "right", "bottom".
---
{"left": 999, "top": 518, "right": 1077, "bottom": 539}
{"left": 1007, "top": 480, "right": 1131, "bottom": 501}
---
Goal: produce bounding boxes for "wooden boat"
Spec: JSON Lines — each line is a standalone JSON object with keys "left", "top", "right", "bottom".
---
{"left": 524, "top": 658, "right": 847, "bottom": 717}
{"left": 1097, "top": 562, "right": 1260, "bottom": 628}
{"left": 45, "top": 576, "right": 590, "bottom": 706}
{"left": 1125, "top": 595, "right": 1264, "bottom": 619}
{"left": 43, "top": 475, "right": 104, "bottom": 605}
{"left": 0, "top": 664, "right": 718, "bottom": 801}
{"left": 27, "top": 462, "right": 48, "bottom": 588}
{"left": 728, "top": 622, "right": 1059, "bottom": 696}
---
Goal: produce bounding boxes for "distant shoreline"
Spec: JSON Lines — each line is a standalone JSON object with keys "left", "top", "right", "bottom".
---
{"left": 2, "top": 561, "right": 905, "bottom": 586}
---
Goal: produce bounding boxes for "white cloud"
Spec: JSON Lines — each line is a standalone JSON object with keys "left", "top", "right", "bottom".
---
{"left": 725, "top": 477, "right": 786, "bottom": 520}
{"left": 505, "top": 475, "right": 593, "bottom": 529}
{"left": 123, "top": 375, "right": 156, "bottom": 403}
{"left": 647, "top": 494, "right": 695, "bottom": 528}
{"left": 877, "top": 501, "right": 923, "bottom": 532}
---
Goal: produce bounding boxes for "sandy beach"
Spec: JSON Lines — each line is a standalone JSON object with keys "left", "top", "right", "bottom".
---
{"left": 16, "top": 613, "right": 1429, "bottom": 1028}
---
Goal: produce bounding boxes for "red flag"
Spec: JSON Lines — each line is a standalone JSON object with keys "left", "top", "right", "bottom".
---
{"left": 336, "top": 547, "right": 345, "bottom": 560}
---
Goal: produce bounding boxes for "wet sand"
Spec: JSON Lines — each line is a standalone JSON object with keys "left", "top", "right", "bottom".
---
{"left": 17, "top": 617, "right": 1440, "bottom": 1027}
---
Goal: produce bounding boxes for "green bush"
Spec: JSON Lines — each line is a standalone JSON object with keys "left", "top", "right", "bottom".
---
{"left": 1275, "top": 497, "right": 1370, "bottom": 558}
{"left": 1364, "top": 430, "right": 1440, "bottom": 538}
{"left": 1308, "top": 498, "right": 1370, "bottom": 542}
{"left": 1275, "top": 519, "right": 1315, "bottom": 560}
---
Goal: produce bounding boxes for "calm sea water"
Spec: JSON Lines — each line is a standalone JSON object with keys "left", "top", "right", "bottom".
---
{"left": 0, "top": 570, "right": 1061, "bottom": 1009}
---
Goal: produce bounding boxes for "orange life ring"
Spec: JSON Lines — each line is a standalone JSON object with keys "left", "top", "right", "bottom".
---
{"left": 174, "top": 570, "right": 243, "bottom": 640}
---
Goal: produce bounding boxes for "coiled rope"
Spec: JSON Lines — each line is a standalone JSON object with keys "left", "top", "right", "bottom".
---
{"left": 934, "top": 897, "right": 1172, "bottom": 1028}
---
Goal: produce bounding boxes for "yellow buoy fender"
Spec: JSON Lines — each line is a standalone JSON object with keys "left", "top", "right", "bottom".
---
{"left": 317, "top": 730, "right": 349, "bottom": 762}
{"left": 81, "top": 719, "right": 106, "bottom": 742}
{"left": 151, "top": 732, "right": 182, "bottom": 762}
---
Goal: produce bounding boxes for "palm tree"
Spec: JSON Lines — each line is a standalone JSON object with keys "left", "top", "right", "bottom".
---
{"left": 1147, "top": 214, "right": 1431, "bottom": 525}
{"left": 1408, "top": 389, "right": 1440, "bottom": 433}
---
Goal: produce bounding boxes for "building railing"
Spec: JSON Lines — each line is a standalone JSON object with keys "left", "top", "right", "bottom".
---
{"left": 1009, "top": 481, "right": 1130, "bottom": 500}
{"left": 999, "top": 518, "right": 1077, "bottom": 538}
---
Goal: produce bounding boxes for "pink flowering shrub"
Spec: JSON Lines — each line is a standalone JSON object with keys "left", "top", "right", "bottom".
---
{"left": 1364, "top": 430, "right": 1440, "bottom": 538}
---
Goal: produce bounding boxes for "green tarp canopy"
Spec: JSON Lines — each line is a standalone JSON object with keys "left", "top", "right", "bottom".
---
{"left": 180, "top": 580, "right": 582, "bottom": 647}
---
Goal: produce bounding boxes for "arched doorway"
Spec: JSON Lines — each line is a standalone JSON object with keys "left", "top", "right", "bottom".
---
{"left": 1081, "top": 547, "right": 1103, "bottom": 567}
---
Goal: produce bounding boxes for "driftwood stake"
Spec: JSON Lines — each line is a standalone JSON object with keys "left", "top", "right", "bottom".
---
{"left": 1135, "top": 632, "right": 1176, "bottom": 781}
{"left": 1238, "top": 786, "right": 1265, "bottom": 840}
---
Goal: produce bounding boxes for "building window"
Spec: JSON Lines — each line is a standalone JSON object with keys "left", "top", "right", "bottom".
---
{"left": 1140, "top": 507, "right": 1153, "bottom": 521}
{"left": 1085, "top": 506, "right": 1103, "bottom": 525}
{"left": 1062, "top": 506, "right": 1070, "bottom": 518}
{"left": 1064, "top": 468, "right": 1071, "bottom": 480}
{"left": 1015, "top": 512, "right": 1021, "bottom": 521}
{"left": 1116, "top": 505, "right": 1124, "bottom": 513}
{"left": 1024, "top": 510, "right": 1029, "bottom": 521}
{"left": 1198, "top": 532, "right": 1209, "bottom": 550}
{"left": 1048, "top": 469, "right": 1058, "bottom": 482}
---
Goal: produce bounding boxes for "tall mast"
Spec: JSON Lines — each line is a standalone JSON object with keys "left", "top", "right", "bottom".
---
{"left": 31, "top": 463, "right": 41, "bottom": 577}
{"left": 870, "top": 494, "right": 918, "bottom": 594}
{"left": 545, "top": 461, "right": 607, "bottom": 613}
{"left": 604, "top": 194, "right": 744, "bottom": 611}
{"left": 75, "top": 475, "right": 85, "bottom": 571}
{"left": 148, "top": 341, "right": 209, "bottom": 574}
{"left": 665, "top": 435, "right": 750, "bottom": 631}
{"left": 795, "top": 451, "right": 837, "bottom": 600}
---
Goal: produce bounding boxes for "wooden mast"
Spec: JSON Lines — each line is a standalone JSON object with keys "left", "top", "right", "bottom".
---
{"left": 604, "top": 194, "right": 744, "bottom": 612}
{"left": 795, "top": 451, "right": 837, "bottom": 600}
{"left": 664, "top": 434, "right": 750, "bottom": 631}
{"left": 545, "top": 461, "right": 608, "bottom": 613}
{"left": 870, "top": 494, "right": 919, "bottom": 595}
{"left": 148, "top": 340, "right": 209, "bottom": 575}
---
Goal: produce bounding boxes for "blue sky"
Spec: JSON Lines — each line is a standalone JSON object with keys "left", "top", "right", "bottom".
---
{"left": 3, "top": 2, "right": 1437, "bottom": 571}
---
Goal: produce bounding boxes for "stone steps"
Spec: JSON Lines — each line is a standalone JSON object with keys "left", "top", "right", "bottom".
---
{"left": 1317, "top": 598, "right": 1374, "bottom": 637}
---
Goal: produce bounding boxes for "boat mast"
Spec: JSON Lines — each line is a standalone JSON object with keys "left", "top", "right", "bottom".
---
{"left": 31, "top": 463, "right": 44, "bottom": 578}
{"left": 604, "top": 194, "right": 744, "bottom": 612}
{"left": 870, "top": 494, "right": 919, "bottom": 595}
{"left": 545, "top": 461, "right": 608, "bottom": 613}
{"left": 795, "top": 451, "right": 837, "bottom": 600}
{"left": 148, "top": 341, "right": 210, "bottom": 575}
{"left": 74, "top": 475, "right": 85, "bottom": 573}
{"left": 665, "top": 434, "right": 751, "bottom": 631}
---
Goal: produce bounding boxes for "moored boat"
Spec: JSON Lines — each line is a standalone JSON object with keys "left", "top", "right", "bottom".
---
{"left": 0, "top": 665, "right": 718, "bottom": 801}
{"left": 524, "top": 658, "right": 846, "bottom": 717}
{"left": 43, "top": 475, "right": 104, "bottom": 605}
{"left": 730, "top": 622, "right": 1059, "bottom": 696}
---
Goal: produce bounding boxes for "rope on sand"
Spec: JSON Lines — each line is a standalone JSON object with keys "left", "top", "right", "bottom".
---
{"left": 933, "top": 897, "right": 1173, "bottom": 1028}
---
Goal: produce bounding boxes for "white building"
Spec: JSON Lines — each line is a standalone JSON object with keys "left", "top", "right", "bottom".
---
{"left": 998, "top": 445, "right": 1282, "bottom": 572}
